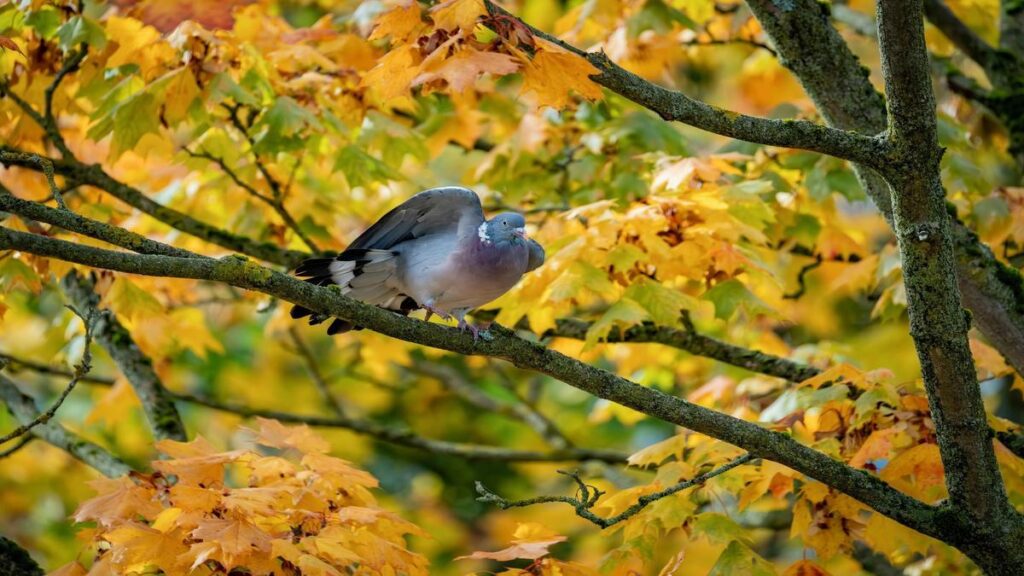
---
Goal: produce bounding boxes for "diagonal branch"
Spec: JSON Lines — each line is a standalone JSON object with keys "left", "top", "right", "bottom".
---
{"left": 483, "top": 1, "right": 891, "bottom": 171}
{"left": 923, "top": 0, "right": 1024, "bottom": 89}
{"left": 0, "top": 226, "right": 947, "bottom": 542}
{"left": 60, "top": 271, "right": 188, "bottom": 442}
{"left": 0, "top": 145, "right": 309, "bottom": 268}
{"left": 172, "top": 390, "right": 626, "bottom": 463}
{"left": 476, "top": 454, "right": 755, "bottom": 528}
{"left": 186, "top": 148, "right": 320, "bottom": 253}
{"left": 0, "top": 308, "right": 94, "bottom": 446}
{"left": 0, "top": 373, "right": 131, "bottom": 478}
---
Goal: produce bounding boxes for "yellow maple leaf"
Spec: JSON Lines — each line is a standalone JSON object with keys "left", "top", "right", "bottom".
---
{"left": 361, "top": 44, "right": 423, "bottom": 103}
{"left": 414, "top": 47, "right": 519, "bottom": 92}
{"left": 520, "top": 44, "right": 603, "bottom": 108}
{"left": 430, "top": 0, "right": 486, "bottom": 33}
{"left": 369, "top": 2, "right": 426, "bottom": 43}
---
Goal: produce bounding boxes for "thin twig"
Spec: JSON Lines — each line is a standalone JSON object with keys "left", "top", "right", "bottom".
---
{"left": 0, "top": 152, "right": 66, "bottom": 210}
{"left": 0, "top": 435, "right": 33, "bottom": 459}
{"left": 287, "top": 326, "right": 347, "bottom": 417}
{"left": 0, "top": 306, "right": 95, "bottom": 446}
{"left": 171, "top": 389, "right": 628, "bottom": 463}
{"left": 476, "top": 454, "right": 755, "bottom": 528}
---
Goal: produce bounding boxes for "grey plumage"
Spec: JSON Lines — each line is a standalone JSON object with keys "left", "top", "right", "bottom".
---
{"left": 292, "top": 186, "right": 544, "bottom": 335}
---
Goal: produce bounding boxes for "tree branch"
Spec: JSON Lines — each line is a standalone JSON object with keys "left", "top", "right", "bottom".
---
{"left": 171, "top": 390, "right": 626, "bottom": 463}
{"left": 475, "top": 454, "right": 755, "bottom": 528}
{"left": 412, "top": 362, "right": 571, "bottom": 450}
{"left": 0, "top": 309, "right": 94, "bottom": 446}
{"left": 541, "top": 318, "right": 821, "bottom": 383}
{"left": 876, "top": 0, "right": 1022, "bottom": 565}
{"left": 0, "top": 226, "right": 947, "bottom": 542}
{"left": 923, "top": 0, "right": 1023, "bottom": 88}
{"left": 186, "top": 147, "right": 320, "bottom": 253}
{"left": 60, "top": 271, "right": 188, "bottom": 442}
{"left": 483, "top": 1, "right": 891, "bottom": 171}
{"left": 0, "top": 145, "right": 309, "bottom": 267}
{"left": 745, "top": 0, "right": 1024, "bottom": 379}
{"left": 286, "top": 326, "right": 347, "bottom": 417}
{"left": 0, "top": 373, "right": 131, "bottom": 478}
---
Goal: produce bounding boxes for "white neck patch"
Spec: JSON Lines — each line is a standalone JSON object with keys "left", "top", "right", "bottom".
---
{"left": 477, "top": 222, "right": 491, "bottom": 244}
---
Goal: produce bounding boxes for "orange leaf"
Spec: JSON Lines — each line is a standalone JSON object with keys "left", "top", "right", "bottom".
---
{"left": 414, "top": 47, "right": 519, "bottom": 91}
{"left": 520, "top": 44, "right": 603, "bottom": 108}
{"left": 849, "top": 428, "right": 898, "bottom": 468}
{"left": 113, "top": 0, "right": 256, "bottom": 33}
{"left": 457, "top": 522, "right": 567, "bottom": 561}
{"left": 370, "top": 2, "right": 426, "bottom": 43}
{"left": 430, "top": 0, "right": 486, "bottom": 33}
{"left": 254, "top": 417, "right": 331, "bottom": 454}
{"left": 0, "top": 36, "right": 24, "bottom": 57}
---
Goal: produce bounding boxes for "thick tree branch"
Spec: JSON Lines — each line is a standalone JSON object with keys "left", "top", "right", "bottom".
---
{"left": 0, "top": 145, "right": 309, "bottom": 267}
{"left": 171, "top": 390, "right": 626, "bottom": 463}
{"left": 61, "top": 271, "right": 187, "bottom": 442}
{"left": 745, "top": 0, "right": 1024, "bottom": 379}
{"left": 0, "top": 536, "right": 43, "bottom": 576}
{"left": 475, "top": 454, "right": 755, "bottom": 528}
{"left": 0, "top": 227, "right": 947, "bottom": 542}
{"left": 876, "top": 1, "right": 1023, "bottom": 571}
{"left": 923, "top": 0, "right": 1024, "bottom": 88}
{"left": 484, "top": 2, "right": 891, "bottom": 171}
{"left": 0, "top": 373, "right": 131, "bottom": 478}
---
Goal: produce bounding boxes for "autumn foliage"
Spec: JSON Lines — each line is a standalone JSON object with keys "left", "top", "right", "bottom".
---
{"left": 0, "top": 0, "right": 1023, "bottom": 575}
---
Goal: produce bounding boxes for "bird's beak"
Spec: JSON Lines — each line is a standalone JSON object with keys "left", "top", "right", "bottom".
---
{"left": 513, "top": 227, "right": 527, "bottom": 239}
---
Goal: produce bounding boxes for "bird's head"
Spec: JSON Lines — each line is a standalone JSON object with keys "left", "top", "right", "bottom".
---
{"left": 480, "top": 212, "right": 527, "bottom": 244}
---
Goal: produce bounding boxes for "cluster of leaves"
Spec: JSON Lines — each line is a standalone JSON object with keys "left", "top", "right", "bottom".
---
{"left": 0, "top": 0, "right": 1021, "bottom": 575}
{"left": 55, "top": 418, "right": 428, "bottom": 575}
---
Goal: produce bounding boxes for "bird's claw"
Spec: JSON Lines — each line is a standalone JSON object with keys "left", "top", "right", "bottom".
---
{"left": 458, "top": 319, "right": 492, "bottom": 343}
{"left": 423, "top": 304, "right": 451, "bottom": 322}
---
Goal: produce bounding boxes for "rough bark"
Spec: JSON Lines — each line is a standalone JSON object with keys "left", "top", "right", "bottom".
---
{"left": 744, "top": 0, "right": 1024, "bottom": 378}
{"left": 876, "top": 1, "right": 1024, "bottom": 573}
{"left": 60, "top": 272, "right": 187, "bottom": 442}
{"left": 0, "top": 536, "right": 43, "bottom": 576}
{"left": 0, "top": 374, "right": 131, "bottom": 478}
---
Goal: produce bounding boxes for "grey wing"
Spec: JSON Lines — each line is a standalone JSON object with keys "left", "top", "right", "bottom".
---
{"left": 347, "top": 186, "right": 485, "bottom": 250}
{"left": 526, "top": 239, "right": 545, "bottom": 272}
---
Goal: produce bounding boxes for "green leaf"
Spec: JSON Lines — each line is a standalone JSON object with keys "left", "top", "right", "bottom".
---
{"left": 25, "top": 8, "right": 61, "bottom": 39}
{"left": 606, "top": 243, "right": 647, "bottom": 272}
{"left": 624, "top": 277, "right": 693, "bottom": 326}
{"left": 253, "top": 96, "right": 321, "bottom": 153}
{"left": 209, "top": 73, "right": 260, "bottom": 107}
{"left": 585, "top": 298, "right": 650, "bottom": 346}
{"left": 110, "top": 91, "right": 160, "bottom": 158}
{"left": 708, "top": 541, "right": 777, "bottom": 576}
{"left": 825, "top": 167, "right": 863, "bottom": 201}
{"left": 55, "top": 16, "right": 106, "bottom": 51}
{"left": 547, "top": 261, "right": 616, "bottom": 302}
{"left": 334, "top": 146, "right": 401, "bottom": 188}
{"left": 693, "top": 513, "right": 750, "bottom": 545}
{"left": 703, "top": 279, "right": 773, "bottom": 320}
{"left": 0, "top": 258, "right": 39, "bottom": 293}
{"left": 785, "top": 214, "right": 821, "bottom": 249}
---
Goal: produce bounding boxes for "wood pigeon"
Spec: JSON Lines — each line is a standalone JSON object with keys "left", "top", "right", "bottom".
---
{"left": 291, "top": 186, "right": 545, "bottom": 338}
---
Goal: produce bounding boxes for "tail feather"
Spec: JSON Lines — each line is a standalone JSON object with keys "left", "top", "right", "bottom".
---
{"left": 291, "top": 250, "right": 419, "bottom": 336}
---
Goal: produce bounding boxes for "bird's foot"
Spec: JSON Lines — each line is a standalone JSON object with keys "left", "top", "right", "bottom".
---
{"left": 458, "top": 318, "right": 493, "bottom": 343}
{"left": 423, "top": 303, "right": 452, "bottom": 322}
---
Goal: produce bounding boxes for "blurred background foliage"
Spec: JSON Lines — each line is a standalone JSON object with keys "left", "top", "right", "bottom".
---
{"left": 0, "top": 0, "right": 1022, "bottom": 574}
